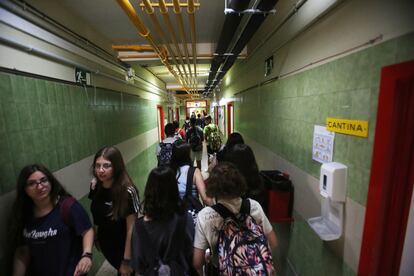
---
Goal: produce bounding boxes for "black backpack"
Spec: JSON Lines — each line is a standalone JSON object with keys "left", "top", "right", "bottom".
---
{"left": 134, "top": 215, "right": 196, "bottom": 276}
{"left": 183, "top": 167, "right": 203, "bottom": 224}
{"left": 158, "top": 142, "right": 174, "bottom": 167}
{"left": 188, "top": 128, "right": 202, "bottom": 151}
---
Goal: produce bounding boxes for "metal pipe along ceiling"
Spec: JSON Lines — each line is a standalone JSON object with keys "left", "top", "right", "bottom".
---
{"left": 140, "top": 0, "right": 188, "bottom": 89}
{"left": 188, "top": 0, "right": 198, "bottom": 92}
{"left": 116, "top": 0, "right": 183, "bottom": 89}
{"left": 205, "top": 0, "right": 250, "bottom": 89}
{"left": 205, "top": 0, "right": 278, "bottom": 94}
{"left": 158, "top": 0, "right": 190, "bottom": 90}
{"left": 117, "top": 0, "right": 199, "bottom": 94}
{"left": 173, "top": 0, "right": 194, "bottom": 92}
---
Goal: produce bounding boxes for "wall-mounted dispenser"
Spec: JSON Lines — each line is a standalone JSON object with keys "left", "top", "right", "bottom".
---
{"left": 308, "top": 162, "right": 347, "bottom": 241}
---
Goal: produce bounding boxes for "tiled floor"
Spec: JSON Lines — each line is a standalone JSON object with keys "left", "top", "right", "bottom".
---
{"left": 95, "top": 261, "right": 117, "bottom": 275}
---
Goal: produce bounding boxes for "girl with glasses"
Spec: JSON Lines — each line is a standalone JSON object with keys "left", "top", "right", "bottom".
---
{"left": 9, "top": 164, "right": 94, "bottom": 276}
{"left": 89, "top": 146, "right": 140, "bottom": 276}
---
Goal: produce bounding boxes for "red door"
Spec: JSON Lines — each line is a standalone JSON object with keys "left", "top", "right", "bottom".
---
{"left": 227, "top": 102, "right": 234, "bottom": 136}
{"left": 157, "top": 105, "right": 165, "bottom": 141}
{"left": 358, "top": 60, "right": 414, "bottom": 275}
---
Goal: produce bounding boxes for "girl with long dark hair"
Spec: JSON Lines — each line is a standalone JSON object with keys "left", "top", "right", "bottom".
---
{"left": 10, "top": 164, "right": 93, "bottom": 276}
{"left": 216, "top": 132, "right": 245, "bottom": 162}
{"left": 223, "top": 144, "right": 267, "bottom": 211}
{"left": 89, "top": 146, "right": 140, "bottom": 275}
{"left": 170, "top": 140, "right": 212, "bottom": 206}
{"left": 131, "top": 167, "right": 195, "bottom": 275}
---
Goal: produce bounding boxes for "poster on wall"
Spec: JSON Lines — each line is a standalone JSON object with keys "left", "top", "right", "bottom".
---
{"left": 312, "top": 125, "right": 335, "bottom": 163}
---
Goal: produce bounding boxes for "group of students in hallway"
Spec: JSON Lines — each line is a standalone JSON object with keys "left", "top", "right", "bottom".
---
{"left": 7, "top": 118, "right": 278, "bottom": 276}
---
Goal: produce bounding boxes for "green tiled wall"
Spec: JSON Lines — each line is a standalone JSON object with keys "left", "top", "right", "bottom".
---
{"left": 75, "top": 143, "right": 158, "bottom": 274}
{"left": 180, "top": 106, "right": 187, "bottom": 126}
{"left": 0, "top": 72, "right": 158, "bottom": 195}
{"left": 235, "top": 33, "right": 414, "bottom": 206}
{"left": 126, "top": 143, "right": 158, "bottom": 198}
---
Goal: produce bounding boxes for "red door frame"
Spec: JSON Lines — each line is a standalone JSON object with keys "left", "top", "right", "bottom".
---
{"left": 157, "top": 105, "right": 165, "bottom": 141}
{"left": 175, "top": 107, "right": 180, "bottom": 122}
{"left": 227, "top": 102, "right": 234, "bottom": 136}
{"left": 358, "top": 60, "right": 414, "bottom": 275}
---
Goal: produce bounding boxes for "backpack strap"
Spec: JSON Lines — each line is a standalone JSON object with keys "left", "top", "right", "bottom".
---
{"left": 185, "top": 166, "right": 196, "bottom": 197}
{"left": 240, "top": 198, "right": 251, "bottom": 215}
{"left": 59, "top": 196, "right": 76, "bottom": 226}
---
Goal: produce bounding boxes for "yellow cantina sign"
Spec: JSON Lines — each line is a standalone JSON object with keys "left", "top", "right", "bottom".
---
{"left": 326, "top": 118, "right": 369, "bottom": 138}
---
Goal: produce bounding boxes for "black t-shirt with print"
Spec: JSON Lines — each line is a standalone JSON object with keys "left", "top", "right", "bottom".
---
{"left": 90, "top": 185, "right": 140, "bottom": 269}
{"left": 23, "top": 200, "right": 92, "bottom": 276}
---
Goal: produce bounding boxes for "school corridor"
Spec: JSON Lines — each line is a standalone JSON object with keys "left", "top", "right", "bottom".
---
{"left": 1, "top": 0, "right": 414, "bottom": 275}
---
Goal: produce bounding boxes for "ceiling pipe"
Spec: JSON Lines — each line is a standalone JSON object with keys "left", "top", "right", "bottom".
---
{"left": 140, "top": 0, "right": 190, "bottom": 91}
{"left": 188, "top": 0, "right": 198, "bottom": 93}
{"left": 112, "top": 44, "right": 164, "bottom": 52}
{"left": 173, "top": 0, "right": 194, "bottom": 93}
{"left": 205, "top": 0, "right": 278, "bottom": 93}
{"left": 205, "top": 0, "right": 250, "bottom": 89}
{"left": 116, "top": 0, "right": 188, "bottom": 91}
{"left": 158, "top": 0, "right": 190, "bottom": 90}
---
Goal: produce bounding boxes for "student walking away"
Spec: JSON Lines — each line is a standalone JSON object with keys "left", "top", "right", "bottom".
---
{"left": 203, "top": 115, "right": 222, "bottom": 165}
{"left": 209, "top": 132, "right": 245, "bottom": 173}
{"left": 224, "top": 143, "right": 268, "bottom": 213}
{"left": 131, "top": 167, "right": 196, "bottom": 275}
{"left": 156, "top": 123, "right": 179, "bottom": 167}
{"left": 185, "top": 117, "right": 204, "bottom": 169}
{"left": 196, "top": 113, "right": 204, "bottom": 129}
{"left": 89, "top": 146, "right": 140, "bottom": 276}
{"left": 10, "top": 164, "right": 94, "bottom": 276}
{"left": 170, "top": 140, "right": 213, "bottom": 222}
{"left": 193, "top": 162, "right": 278, "bottom": 276}
{"left": 173, "top": 120, "right": 186, "bottom": 140}
{"left": 216, "top": 132, "right": 245, "bottom": 163}
{"left": 182, "top": 116, "right": 191, "bottom": 133}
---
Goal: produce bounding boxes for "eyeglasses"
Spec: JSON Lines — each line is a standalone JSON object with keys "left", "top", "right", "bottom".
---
{"left": 94, "top": 163, "right": 112, "bottom": 171}
{"left": 26, "top": 177, "right": 49, "bottom": 188}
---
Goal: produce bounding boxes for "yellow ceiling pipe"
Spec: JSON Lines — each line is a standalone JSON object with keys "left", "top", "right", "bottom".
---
{"left": 140, "top": 0, "right": 190, "bottom": 90}
{"left": 116, "top": 0, "right": 189, "bottom": 92}
{"left": 118, "top": 53, "right": 215, "bottom": 60}
{"left": 172, "top": 0, "right": 195, "bottom": 93}
{"left": 112, "top": 44, "right": 157, "bottom": 52}
{"left": 158, "top": 0, "right": 191, "bottom": 91}
{"left": 188, "top": 0, "right": 198, "bottom": 93}
{"left": 140, "top": 3, "right": 200, "bottom": 8}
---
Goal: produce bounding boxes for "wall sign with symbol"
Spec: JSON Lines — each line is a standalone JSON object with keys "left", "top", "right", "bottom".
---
{"left": 312, "top": 125, "right": 335, "bottom": 164}
{"left": 75, "top": 68, "right": 91, "bottom": 85}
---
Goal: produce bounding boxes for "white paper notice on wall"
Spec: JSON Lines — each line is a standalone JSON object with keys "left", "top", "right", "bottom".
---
{"left": 312, "top": 125, "right": 335, "bottom": 163}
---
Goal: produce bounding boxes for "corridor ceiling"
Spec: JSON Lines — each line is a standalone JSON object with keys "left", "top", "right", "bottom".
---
{"left": 24, "top": 0, "right": 280, "bottom": 98}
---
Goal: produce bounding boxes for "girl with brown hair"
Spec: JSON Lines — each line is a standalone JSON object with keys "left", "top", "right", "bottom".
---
{"left": 89, "top": 146, "right": 140, "bottom": 276}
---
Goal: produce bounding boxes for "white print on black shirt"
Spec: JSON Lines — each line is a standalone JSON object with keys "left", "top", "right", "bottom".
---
{"left": 23, "top": 228, "right": 58, "bottom": 239}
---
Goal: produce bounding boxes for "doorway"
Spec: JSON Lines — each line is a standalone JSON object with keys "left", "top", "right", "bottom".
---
{"left": 227, "top": 102, "right": 234, "bottom": 137}
{"left": 175, "top": 107, "right": 180, "bottom": 122}
{"left": 157, "top": 105, "right": 165, "bottom": 142}
{"left": 358, "top": 60, "right": 414, "bottom": 275}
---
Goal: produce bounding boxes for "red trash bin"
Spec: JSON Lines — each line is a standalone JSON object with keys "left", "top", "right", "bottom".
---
{"left": 260, "top": 170, "right": 294, "bottom": 223}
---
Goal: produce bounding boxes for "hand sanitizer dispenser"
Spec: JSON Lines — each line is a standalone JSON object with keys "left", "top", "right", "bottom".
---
{"left": 320, "top": 162, "right": 347, "bottom": 202}
{"left": 308, "top": 162, "right": 347, "bottom": 241}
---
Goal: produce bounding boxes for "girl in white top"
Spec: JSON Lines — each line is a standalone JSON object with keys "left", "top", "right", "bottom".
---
{"left": 170, "top": 140, "right": 213, "bottom": 206}
{"left": 193, "top": 162, "right": 278, "bottom": 274}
